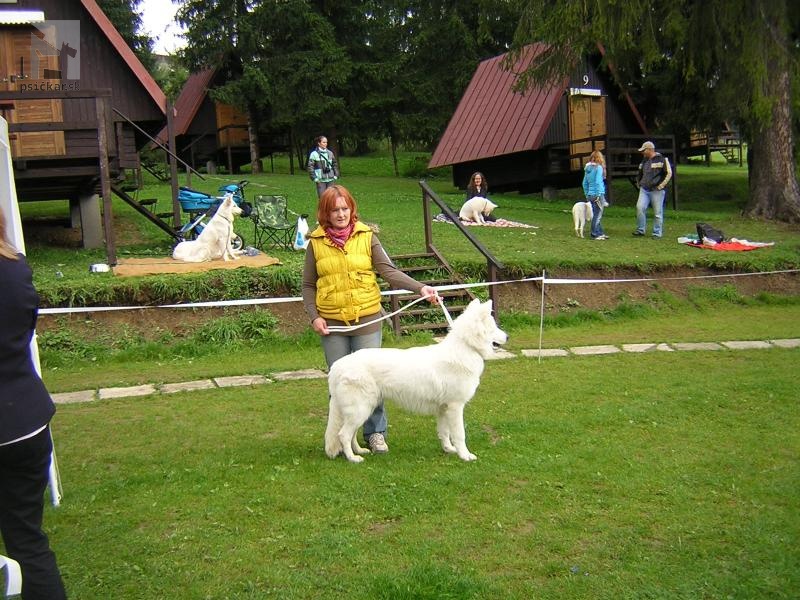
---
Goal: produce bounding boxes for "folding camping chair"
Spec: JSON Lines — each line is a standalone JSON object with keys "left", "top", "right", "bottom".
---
{"left": 252, "top": 195, "right": 296, "bottom": 250}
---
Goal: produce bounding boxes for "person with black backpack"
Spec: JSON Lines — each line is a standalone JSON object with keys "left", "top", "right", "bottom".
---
{"left": 307, "top": 136, "right": 339, "bottom": 198}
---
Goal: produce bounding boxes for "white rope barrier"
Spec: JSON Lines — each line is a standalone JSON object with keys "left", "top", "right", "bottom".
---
{"left": 38, "top": 268, "right": 800, "bottom": 316}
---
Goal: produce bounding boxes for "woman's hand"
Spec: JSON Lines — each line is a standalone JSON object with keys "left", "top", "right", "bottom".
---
{"left": 312, "top": 317, "right": 330, "bottom": 335}
{"left": 420, "top": 285, "right": 439, "bottom": 304}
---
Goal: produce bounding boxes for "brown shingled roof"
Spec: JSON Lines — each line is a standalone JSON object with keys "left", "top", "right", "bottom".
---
{"left": 155, "top": 68, "right": 216, "bottom": 144}
{"left": 429, "top": 44, "right": 567, "bottom": 169}
{"left": 172, "top": 68, "right": 216, "bottom": 136}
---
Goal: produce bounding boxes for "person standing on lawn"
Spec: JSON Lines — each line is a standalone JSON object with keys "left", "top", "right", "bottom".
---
{"left": 633, "top": 141, "right": 672, "bottom": 238}
{"left": 302, "top": 184, "right": 438, "bottom": 454}
{"left": 583, "top": 149, "right": 608, "bottom": 240}
{"left": 0, "top": 210, "right": 68, "bottom": 600}
{"left": 307, "top": 136, "right": 339, "bottom": 198}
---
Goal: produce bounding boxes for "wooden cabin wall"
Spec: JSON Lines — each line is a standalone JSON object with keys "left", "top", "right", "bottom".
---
{"left": 13, "top": 1, "right": 162, "bottom": 128}
{"left": 186, "top": 97, "right": 216, "bottom": 137}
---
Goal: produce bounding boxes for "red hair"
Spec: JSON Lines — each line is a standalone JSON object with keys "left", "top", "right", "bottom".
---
{"left": 317, "top": 184, "right": 359, "bottom": 229}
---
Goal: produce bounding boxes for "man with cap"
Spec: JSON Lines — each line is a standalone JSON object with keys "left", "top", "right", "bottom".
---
{"left": 633, "top": 141, "right": 672, "bottom": 238}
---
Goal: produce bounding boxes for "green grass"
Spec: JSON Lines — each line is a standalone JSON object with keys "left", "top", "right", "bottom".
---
{"left": 8, "top": 154, "right": 800, "bottom": 596}
{"left": 24, "top": 344, "right": 799, "bottom": 598}
{"left": 37, "top": 294, "right": 800, "bottom": 393}
{"left": 20, "top": 157, "right": 800, "bottom": 306}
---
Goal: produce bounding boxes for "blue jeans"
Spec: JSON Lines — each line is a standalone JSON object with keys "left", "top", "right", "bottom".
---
{"left": 636, "top": 188, "right": 666, "bottom": 237}
{"left": 320, "top": 329, "right": 386, "bottom": 439}
{"left": 589, "top": 196, "right": 605, "bottom": 238}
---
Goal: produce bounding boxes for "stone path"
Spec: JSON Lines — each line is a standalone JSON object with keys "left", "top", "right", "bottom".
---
{"left": 51, "top": 338, "right": 799, "bottom": 405}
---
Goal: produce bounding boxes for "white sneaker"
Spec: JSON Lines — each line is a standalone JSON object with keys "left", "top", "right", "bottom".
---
{"left": 367, "top": 433, "right": 389, "bottom": 453}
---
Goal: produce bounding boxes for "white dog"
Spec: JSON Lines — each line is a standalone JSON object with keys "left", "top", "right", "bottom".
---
{"left": 572, "top": 201, "right": 594, "bottom": 238}
{"left": 172, "top": 195, "right": 243, "bottom": 262}
{"left": 459, "top": 196, "right": 498, "bottom": 224}
{"left": 325, "top": 299, "right": 508, "bottom": 463}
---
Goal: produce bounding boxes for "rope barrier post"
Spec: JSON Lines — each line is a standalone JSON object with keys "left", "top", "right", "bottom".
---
{"left": 538, "top": 269, "right": 546, "bottom": 364}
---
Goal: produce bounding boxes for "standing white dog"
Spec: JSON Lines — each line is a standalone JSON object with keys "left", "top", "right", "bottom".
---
{"left": 172, "top": 195, "right": 243, "bottom": 262}
{"left": 325, "top": 299, "right": 507, "bottom": 463}
{"left": 572, "top": 201, "right": 594, "bottom": 238}
{"left": 459, "top": 196, "right": 498, "bottom": 224}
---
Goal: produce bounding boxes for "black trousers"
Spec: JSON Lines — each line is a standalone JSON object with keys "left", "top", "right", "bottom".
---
{"left": 0, "top": 427, "right": 67, "bottom": 599}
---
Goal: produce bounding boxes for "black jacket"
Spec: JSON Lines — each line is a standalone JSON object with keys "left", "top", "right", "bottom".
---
{"left": 0, "top": 254, "right": 55, "bottom": 444}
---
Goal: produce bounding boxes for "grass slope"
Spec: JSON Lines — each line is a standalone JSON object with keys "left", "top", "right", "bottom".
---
{"left": 34, "top": 347, "right": 800, "bottom": 599}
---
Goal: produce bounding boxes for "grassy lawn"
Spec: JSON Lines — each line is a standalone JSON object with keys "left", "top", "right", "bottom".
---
{"left": 34, "top": 345, "right": 800, "bottom": 599}
{"left": 21, "top": 157, "right": 800, "bottom": 303}
{"left": 5, "top": 153, "right": 799, "bottom": 597}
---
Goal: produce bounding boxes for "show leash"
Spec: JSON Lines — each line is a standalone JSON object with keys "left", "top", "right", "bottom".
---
{"left": 325, "top": 291, "right": 451, "bottom": 334}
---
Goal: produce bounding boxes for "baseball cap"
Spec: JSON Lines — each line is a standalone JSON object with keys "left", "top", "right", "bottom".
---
{"left": 638, "top": 141, "right": 655, "bottom": 152}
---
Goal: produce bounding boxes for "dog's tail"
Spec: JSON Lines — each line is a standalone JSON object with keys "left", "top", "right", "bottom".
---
{"left": 324, "top": 397, "right": 343, "bottom": 458}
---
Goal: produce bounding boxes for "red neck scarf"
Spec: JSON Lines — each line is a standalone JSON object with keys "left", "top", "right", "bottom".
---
{"left": 325, "top": 223, "right": 354, "bottom": 248}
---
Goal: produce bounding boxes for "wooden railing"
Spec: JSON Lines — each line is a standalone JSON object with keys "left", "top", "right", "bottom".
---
{"left": 418, "top": 180, "right": 504, "bottom": 313}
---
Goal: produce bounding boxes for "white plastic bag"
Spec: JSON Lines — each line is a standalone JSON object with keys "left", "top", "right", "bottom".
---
{"left": 293, "top": 214, "right": 310, "bottom": 250}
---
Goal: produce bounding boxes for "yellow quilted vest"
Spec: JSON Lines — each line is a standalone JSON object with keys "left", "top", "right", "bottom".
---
{"left": 309, "top": 221, "right": 381, "bottom": 323}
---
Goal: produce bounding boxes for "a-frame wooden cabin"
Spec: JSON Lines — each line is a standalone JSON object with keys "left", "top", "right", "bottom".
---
{"left": 0, "top": 0, "right": 167, "bottom": 257}
{"left": 161, "top": 67, "right": 289, "bottom": 175}
{"left": 429, "top": 44, "right": 665, "bottom": 199}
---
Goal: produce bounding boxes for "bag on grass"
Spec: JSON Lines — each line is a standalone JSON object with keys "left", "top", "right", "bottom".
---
{"left": 696, "top": 222, "right": 725, "bottom": 244}
{"left": 293, "top": 214, "right": 310, "bottom": 250}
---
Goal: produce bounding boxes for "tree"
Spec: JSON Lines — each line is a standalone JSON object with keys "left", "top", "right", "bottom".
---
{"left": 96, "top": 0, "right": 155, "bottom": 71}
{"left": 510, "top": 0, "right": 800, "bottom": 223}
{"left": 177, "top": 0, "right": 268, "bottom": 173}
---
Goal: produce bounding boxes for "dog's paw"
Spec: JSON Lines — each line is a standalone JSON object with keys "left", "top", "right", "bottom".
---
{"left": 346, "top": 455, "right": 365, "bottom": 464}
{"left": 458, "top": 452, "right": 478, "bottom": 461}
{"left": 355, "top": 447, "right": 370, "bottom": 456}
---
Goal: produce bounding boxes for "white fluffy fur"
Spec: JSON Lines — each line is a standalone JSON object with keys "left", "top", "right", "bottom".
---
{"left": 572, "top": 201, "right": 594, "bottom": 238}
{"left": 325, "top": 299, "right": 508, "bottom": 463}
{"left": 172, "top": 195, "right": 243, "bottom": 262}
{"left": 459, "top": 196, "right": 498, "bottom": 224}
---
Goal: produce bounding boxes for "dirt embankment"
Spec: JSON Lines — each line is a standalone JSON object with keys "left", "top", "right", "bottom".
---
{"left": 495, "top": 267, "right": 800, "bottom": 313}
{"left": 37, "top": 268, "right": 799, "bottom": 340}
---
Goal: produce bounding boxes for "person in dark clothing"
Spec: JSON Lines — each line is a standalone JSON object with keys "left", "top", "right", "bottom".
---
{"left": 465, "top": 172, "right": 489, "bottom": 200}
{"left": 633, "top": 141, "right": 672, "bottom": 238}
{"left": 464, "top": 172, "right": 496, "bottom": 221}
{"left": 0, "top": 209, "right": 67, "bottom": 600}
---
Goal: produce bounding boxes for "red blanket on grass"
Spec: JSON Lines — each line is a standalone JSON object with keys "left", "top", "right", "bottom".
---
{"left": 685, "top": 240, "right": 772, "bottom": 252}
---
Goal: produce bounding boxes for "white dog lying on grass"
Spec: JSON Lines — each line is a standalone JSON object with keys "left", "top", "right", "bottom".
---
{"left": 572, "top": 201, "right": 594, "bottom": 238}
{"left": 172, "top": 195, "right": 243, "bottom": 262}
{"left": 325, "top": 299, "right": 508, "bottom": 463}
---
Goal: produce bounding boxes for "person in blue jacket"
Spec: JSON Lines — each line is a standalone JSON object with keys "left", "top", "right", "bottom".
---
{"left": 0, "top": 210, "right": 67, "bottom": 600}
{"left": 582, "top": 149, "right": 608, "bottom": 240}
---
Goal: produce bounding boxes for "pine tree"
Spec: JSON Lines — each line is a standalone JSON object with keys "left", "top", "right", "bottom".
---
{"left": 511, "top": 0, "right": 800, "bottom": 222}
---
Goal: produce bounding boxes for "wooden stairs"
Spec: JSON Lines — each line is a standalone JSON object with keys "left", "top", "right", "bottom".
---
{"left": 384, "top": 251, "right": 476, "bottom": 335}
{"left": 110, "top": 183, "right": 181, "bottom": 241}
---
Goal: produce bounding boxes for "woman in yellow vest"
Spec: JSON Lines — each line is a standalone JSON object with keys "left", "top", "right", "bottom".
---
{"left": 302, "top": 185, "right": 437, "bottom": 454}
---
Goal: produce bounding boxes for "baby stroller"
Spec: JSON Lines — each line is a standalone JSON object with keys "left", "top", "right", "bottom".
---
{"left": 177, "top": 180, "right": 253, "bottom": 250}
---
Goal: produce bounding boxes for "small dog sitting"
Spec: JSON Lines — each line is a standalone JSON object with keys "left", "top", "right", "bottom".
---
{"left": 571, "top": 201, "right": 594, "bottom": 238}
{"left": 173, "top": 195, "right": 243, "bottom": 262}
{"left": 459, "top": 196, "right": 498, "bottom": 224}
